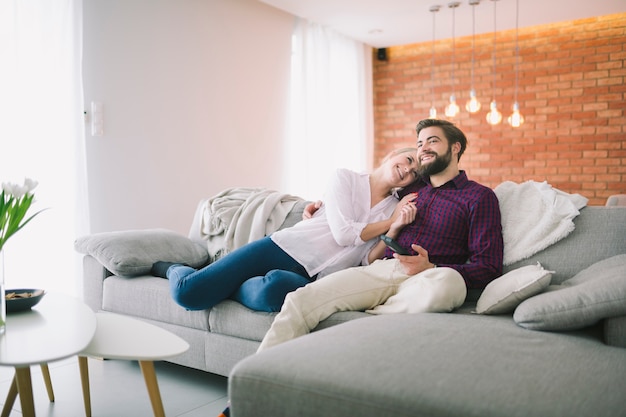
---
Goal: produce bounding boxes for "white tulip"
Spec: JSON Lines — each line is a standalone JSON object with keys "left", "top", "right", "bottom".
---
{"left": 24, "top": 178, "right": 38, "bottom": 194}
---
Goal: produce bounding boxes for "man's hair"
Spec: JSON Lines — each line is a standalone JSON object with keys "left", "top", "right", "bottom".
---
{"left": 415, "top": 119, "right": 467, "bottom": 161}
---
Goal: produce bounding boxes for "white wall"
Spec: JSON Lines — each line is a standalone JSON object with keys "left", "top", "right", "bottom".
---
{"left": 83, "top": 0, "right": 295, "bottom": 235}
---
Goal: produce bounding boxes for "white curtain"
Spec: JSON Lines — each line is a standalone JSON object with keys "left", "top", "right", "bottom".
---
{"left": 283, "top": 18, "right": 373, "bottom": 200}
{"left": 0, "top": 0, "right": 88, "bottom": 296}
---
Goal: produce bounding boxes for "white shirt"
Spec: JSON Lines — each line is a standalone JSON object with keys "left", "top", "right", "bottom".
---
{"left": 271, "top": 168, "right": 399, "bottom": 278}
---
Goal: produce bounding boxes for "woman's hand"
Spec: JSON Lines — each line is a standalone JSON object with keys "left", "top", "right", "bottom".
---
{"left": 390, "top": 193, "right": 417, "bottom": 220}
{"left": 387, "top": 193, "right": 417, "bottom": 237}
{"left": 303, "top": 200, "right": 323, "bottom": 220}
{"left": 365, "top": 194, "right": 417, "bottom": 263}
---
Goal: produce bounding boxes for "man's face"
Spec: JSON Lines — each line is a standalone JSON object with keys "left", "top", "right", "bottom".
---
{"left": 416, "top": 126, "right": 453, "bottom": 176}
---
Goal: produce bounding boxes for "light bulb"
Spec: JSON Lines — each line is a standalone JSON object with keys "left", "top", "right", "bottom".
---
{"left": 465, "top": 90, "right": 481, "bottom": 113}
{"left": 486, "top": 100, "right": 502, "bottom": 125}
{"left": 507, "top": 102, "right": 524, "bottom": 127}
{"left": 444, "top": 94, "right": 460, "bottom": 117}
{"left": 429, "top": 106, "right": 437, "bottom": 119}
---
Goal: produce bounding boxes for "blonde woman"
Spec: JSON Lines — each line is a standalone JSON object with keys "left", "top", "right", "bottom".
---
{"left": 152, "top": 148, "right": 419, "bottom": 312}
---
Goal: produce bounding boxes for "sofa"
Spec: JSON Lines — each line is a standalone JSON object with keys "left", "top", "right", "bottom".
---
{"left": 76, "top": 196, "right": 626, "bottom": 417}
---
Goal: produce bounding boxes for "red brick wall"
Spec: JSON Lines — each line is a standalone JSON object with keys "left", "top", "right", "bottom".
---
{"left": 373, "top": 13, "right": 626, "bottom": 206}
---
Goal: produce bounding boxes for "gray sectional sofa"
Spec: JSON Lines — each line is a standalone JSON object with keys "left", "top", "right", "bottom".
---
{"left": 77, "top": 198, "right": 626, "bottom": 417}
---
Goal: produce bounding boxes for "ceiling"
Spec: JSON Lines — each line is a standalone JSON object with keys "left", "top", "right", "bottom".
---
{"left": 259, "top": 0, "right": 626, "bottom": 48}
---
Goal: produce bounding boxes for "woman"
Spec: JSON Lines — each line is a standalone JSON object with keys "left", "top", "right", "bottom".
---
{"left": 152, "top": 147, "right": 419, "bottom": 312}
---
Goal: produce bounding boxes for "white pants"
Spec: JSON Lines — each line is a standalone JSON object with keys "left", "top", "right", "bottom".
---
{"left": 257, "top": 259, "right": 467, "bottom": 351}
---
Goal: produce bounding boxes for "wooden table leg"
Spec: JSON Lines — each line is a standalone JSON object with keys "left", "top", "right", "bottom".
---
{"left": 40, "top": 364, "right": 54, "bottom": 402}
{"left": 78, "top": 356, "right": 92, "bottom": 417}
{"left": 138, "top": 361, "right": 165, "bottom": 417}
{"left": 2, "top": 364, "right": 53, "bottom": 417}
{"left": 14, "top": 366, "right": 35, "bottom": 417}
{"left": 1, "top": 375, "right": 18, "bottom": 417}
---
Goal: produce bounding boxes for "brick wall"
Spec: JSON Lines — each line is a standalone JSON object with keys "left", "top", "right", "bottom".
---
{"left": 373, "top": 12, "right": 626, "bottom": 206}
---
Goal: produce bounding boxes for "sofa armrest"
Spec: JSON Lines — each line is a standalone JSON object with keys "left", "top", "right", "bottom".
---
{"left": 82, "top": 254, "right": 113, "bottom": 312}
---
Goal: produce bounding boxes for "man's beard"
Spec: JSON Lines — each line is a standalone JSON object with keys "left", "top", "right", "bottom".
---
{"left": 418, "top": 147, "right": 453, "bottom": 176}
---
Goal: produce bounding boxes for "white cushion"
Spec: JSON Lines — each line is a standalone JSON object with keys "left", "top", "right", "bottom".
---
{"left": 476, "top": 263, "right": 553, "bottom": 315}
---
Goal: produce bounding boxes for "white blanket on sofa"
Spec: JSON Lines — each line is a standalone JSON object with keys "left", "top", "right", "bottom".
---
{"left": 200, "top": 187, "right": 302, "bottom": 260}
{"left": 494, "top": 180, "right": 588, "bottom": 266}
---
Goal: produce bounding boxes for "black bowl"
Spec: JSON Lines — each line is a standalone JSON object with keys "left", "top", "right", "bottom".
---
{"left": 5, "top": 289, "right": 46, "bottom": 313}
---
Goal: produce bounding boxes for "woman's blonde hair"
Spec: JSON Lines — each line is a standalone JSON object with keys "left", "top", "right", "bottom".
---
{"left": 381, "top": 147, "right": 418, "bottom": 163}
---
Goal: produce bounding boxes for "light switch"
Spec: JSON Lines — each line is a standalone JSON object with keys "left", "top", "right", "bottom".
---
{"left": 91, "top": 101, "right": 104, "bottom": 136}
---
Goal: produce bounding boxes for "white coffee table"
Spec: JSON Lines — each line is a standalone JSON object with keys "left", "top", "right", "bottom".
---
{"left": 0, "top": 292, "right": 97, "bottom": 417}
{"left": 78, "top": 312, "right": 190, "bottom": 417}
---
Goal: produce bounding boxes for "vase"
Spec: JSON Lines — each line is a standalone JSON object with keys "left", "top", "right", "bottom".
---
{"left": 0, "top": 249, "right": 5, "bottom": 334}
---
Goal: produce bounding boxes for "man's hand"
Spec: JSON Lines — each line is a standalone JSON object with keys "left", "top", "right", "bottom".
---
{"left": 303, "top": 200, "right": 323, "bottom": 220}
{"left": 393, "top": 244, "right": 436, "bottom": 275}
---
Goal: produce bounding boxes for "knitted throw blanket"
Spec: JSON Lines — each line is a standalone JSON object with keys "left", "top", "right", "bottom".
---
{"left": 494, "top": 180, "right": 588, "bottom": 266}
{"left": 200, "top": 187, "right": 303, "bottom": 261}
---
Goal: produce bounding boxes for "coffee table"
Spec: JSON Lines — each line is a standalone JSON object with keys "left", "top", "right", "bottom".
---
{"left": 0, "top": 292, "right": 97, "bottom": 417}
{"left": 78, "top": 312, "right": 190, "bottom": 417}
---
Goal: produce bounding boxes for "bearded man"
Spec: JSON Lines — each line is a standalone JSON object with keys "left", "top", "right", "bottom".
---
{"left": 257, "top": 118, "right": 504, "bottom": 351}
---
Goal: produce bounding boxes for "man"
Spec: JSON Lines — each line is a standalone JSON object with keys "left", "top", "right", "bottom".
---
{"left": 257, "top": 118, "right": 503, "bottom": 351}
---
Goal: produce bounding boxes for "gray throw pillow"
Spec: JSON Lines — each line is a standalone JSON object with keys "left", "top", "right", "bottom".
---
{"left": 514, "top": 254, "right": 626, "bottom": 331}
{"left": 75, "top": 229, "right": 209, "bottom": 277}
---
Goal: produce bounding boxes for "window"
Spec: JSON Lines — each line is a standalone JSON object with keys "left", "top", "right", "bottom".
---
{"left": 283, "top": 18, "right": 373, "bottom": 199}
{"left": 0, "top": 0, "right": 87, "bottom": 295}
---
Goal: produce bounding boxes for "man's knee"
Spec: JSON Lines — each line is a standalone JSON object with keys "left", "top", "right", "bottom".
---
{"left": 368, "top": 267, "right": 466, "bottom": 314}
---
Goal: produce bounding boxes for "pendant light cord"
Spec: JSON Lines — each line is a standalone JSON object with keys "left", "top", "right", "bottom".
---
{"left": 431, "top": 9, "right": 436, "bottom": 109}
{"left": 514, "top": 0, "right": 519, "bottom": 104}
{"left": 470, "top": 4, "right": 476, "bottom": 90}
{"left": 451, "top": 5, "right": 456, "bottom": 97}
{"left": 491, "top": 0, "right": 497, "bottom": 102}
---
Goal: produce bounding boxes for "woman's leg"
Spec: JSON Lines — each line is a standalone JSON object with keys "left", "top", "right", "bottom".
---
{"left": 167, "top": 237, "right": 308, "bottom": 310}
{"left": 257, "top": 259, "right": 407, "bottom": 351}
{"left": 231, "top": 270, "right": 312, "bottom": 312}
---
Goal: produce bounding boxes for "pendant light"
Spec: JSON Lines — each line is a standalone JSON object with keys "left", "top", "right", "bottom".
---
{"left": 507, "top": 0, "right": 524, "bottom": 127}
{"left": 466, "top": 0, "right": 481, "bottom": 113}
{"left": 444, "top": 2, "right": 461, "bottom": 118}
{"left": 486, "top": 0, "right": 502, "bottom": 125}
{"left": 429, "top": 5, "right": 441, "bottom": 119}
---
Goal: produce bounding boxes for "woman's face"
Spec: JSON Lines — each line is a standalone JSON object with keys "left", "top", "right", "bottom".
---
{"left": 386, "top": 151, "right": 419, "bottom": 187}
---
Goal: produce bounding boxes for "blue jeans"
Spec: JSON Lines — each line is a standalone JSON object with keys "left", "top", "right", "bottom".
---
{"left": 167, "top": 236, "right": 313, "bottom": 312}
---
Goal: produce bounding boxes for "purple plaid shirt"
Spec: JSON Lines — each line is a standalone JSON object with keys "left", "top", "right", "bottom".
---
{"left": 392, "top": 171, "right": 503, "bottom": 289}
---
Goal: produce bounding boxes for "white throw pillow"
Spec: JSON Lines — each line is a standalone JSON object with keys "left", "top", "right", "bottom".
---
{"left": 475, "top": 263, "right": 553, "bottom": 315}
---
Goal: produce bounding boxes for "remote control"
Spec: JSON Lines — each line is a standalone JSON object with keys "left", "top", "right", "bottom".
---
{"left": 380, "top": 235, "right": 410, "bottom": 255}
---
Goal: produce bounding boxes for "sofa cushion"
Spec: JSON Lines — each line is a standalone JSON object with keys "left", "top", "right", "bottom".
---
{"left": 514, "top": 254, "right": 626, "bottom": 331}
{"left": 75, "top": 229, "right": 209, "bottom": 277}
{"left": 501, "top": 207, "right": 626, "bottom": 285}
{"left": 209, "top": 300, "right": 276, "bottom": 341}
{"left": 605, "top": 316, "right": 626, "bottom": 348}
{"left": 209, "top": 300, "right": 371, "bottom": 341}
{"left": 476, "top": 263, "right": 553, "bottom": 314}
{"left": 101, "top": 275, "right": 211, "bottom": 331}
{"left": 229, "top": 313, "right": 626, "bottom": 417}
